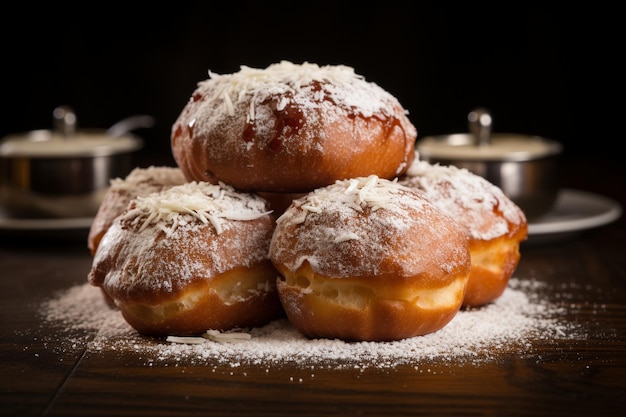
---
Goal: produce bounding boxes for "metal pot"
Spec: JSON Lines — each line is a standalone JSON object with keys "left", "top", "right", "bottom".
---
{"left": 0, "top": 106, "right": 152, "bottom": 219}
{"left": 416, "top": 108, "right": 563, "bottom": 220}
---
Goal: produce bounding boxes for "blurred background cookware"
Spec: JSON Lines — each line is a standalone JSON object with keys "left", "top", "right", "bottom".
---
{"left": 0, "top": 106, "right": 152, "bottom": 219}
{"left": 416, "top": 107, "right": 563, "bottom": 220}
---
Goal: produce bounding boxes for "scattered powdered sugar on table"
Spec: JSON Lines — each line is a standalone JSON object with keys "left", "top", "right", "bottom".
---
{"left": 40, "top": 278, "right": 584, "bottom": 370}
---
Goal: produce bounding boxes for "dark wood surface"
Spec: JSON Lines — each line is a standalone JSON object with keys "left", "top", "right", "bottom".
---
{"left": 1, "top": 157, "right": 625, "bottom": 417}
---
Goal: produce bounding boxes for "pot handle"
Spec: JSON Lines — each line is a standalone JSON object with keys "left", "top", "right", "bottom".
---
{"left": 468, "top": 107, "right": 492, "bottom": 147}
{"left": 107, "top": 115, "right": 155, "bottom": 137}
{"left": 53, "top": 106, "right": 77, "bottom": 138}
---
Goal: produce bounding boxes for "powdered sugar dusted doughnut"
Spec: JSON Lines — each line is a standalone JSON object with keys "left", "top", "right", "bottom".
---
{"left": 171, "top": 61, "right": 417, "bottom": 193}
{"left": 400, "top": 158, "right": 528, "bottom": 307}
{"left": 269, "top": 175, "right": 471, "bottom": 342}
{"left": 88, "top": 181, "right": 282, "bottom": 337}
{"left": 88, "top": 166, "right": 187, "bottom": 256}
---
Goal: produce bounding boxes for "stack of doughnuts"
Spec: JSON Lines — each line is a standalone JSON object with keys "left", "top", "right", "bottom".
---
{"left": 88, "top": 61, "right": 526, "bottom": 342}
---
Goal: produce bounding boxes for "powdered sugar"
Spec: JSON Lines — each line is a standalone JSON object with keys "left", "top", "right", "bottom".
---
{"left": 40, "top": 278, "right": 584, "bottom": 370}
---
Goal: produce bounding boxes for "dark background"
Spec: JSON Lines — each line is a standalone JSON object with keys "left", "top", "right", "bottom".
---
{"left": 2, "top": 2, "right": 622, "bottom": 167}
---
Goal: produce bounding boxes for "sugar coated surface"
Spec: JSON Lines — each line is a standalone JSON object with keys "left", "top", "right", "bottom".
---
{"left": 202, "top": 61, "right": 403, "bottom": 120}
{"left": 90, "top": 181, "right": 274, "bottom": 293}
{"left": 271, "top": 176, "right": 469, "bottom": 278}
{"left": 40, "top": 278, "right": 584, "bottom": 370}
{"left": 401, "top": 159, "right": 526, "bottom": 240}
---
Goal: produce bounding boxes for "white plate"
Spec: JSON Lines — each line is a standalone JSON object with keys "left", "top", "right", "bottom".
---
{"left": 526, "top": 188, "right": 622, "bottom": 244}
{"left": 0, "top": 207, "right": 93, "bottom": 240}
{"left": 0, "top": 213, "right": 93, "bottom": 231}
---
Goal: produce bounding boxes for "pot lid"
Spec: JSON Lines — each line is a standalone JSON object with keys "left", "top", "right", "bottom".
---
{"left": 0, "top": 106, "right": 145, "bottom": 158}
{"left": 417, "top": 108, "right": 562, "bottom": 162}
{"left": 417, "top": 133, "right": 562, "bottom": 162}
{"left": 0, "top": 129, "right": 143, "bottom": 158}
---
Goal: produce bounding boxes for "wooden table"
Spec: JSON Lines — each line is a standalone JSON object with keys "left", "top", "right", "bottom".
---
{"left": 1, "top": 157, "right": 625, "bottom": 417}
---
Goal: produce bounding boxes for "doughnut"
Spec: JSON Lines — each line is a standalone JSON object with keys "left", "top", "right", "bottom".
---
{"left": 269, "top": 175, "right": 471, "bottom": 342}
{"left": 87, "top": 166, "right": 187, "bottom": 256}
{"left": 171, "top": 61, "right": 417, "bottom": 193}
{"left": 399, "top": 158, "right": 528, "bottom": 307}
{"left": 88, "top": 181, "right": 283, "bottom": 337}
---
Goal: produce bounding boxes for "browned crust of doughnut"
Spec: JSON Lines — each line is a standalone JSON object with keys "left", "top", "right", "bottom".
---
{"left": 115, "top": 264, "right": 283, "bottom": 337}
{"left": 275, "top": 263, "right": 468, "bottom": 342}
{"left": 99, "top": 288, "right": 118, "bottom": 309}
{"left": 462, "top": 223, "right": 528, "bottom": 307}
{"left": 171, "top": 86, "right": 416, "bottom": 193}
{"left": 87, "top": 189, "right": 133, "bottom": 256}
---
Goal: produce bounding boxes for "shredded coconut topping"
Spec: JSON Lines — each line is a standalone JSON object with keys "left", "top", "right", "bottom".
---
{"left": 167, "top": 330, "right": 252, "bottom": 344}
{"left": 121, "top": 181, "right": 271, "bottom": 236}
{"left": 296, "top": 175, "right": 402, "bottom": 217}
{"left": 203, "top": 61, "right": 395, "bottom": 120}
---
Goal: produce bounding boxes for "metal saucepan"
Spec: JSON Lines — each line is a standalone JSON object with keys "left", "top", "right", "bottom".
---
{"left": 416, "top": 108, "right": 563, "bottom": 220}
{"left": 0, "top": 106, "right": 152, "bottom": 219}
